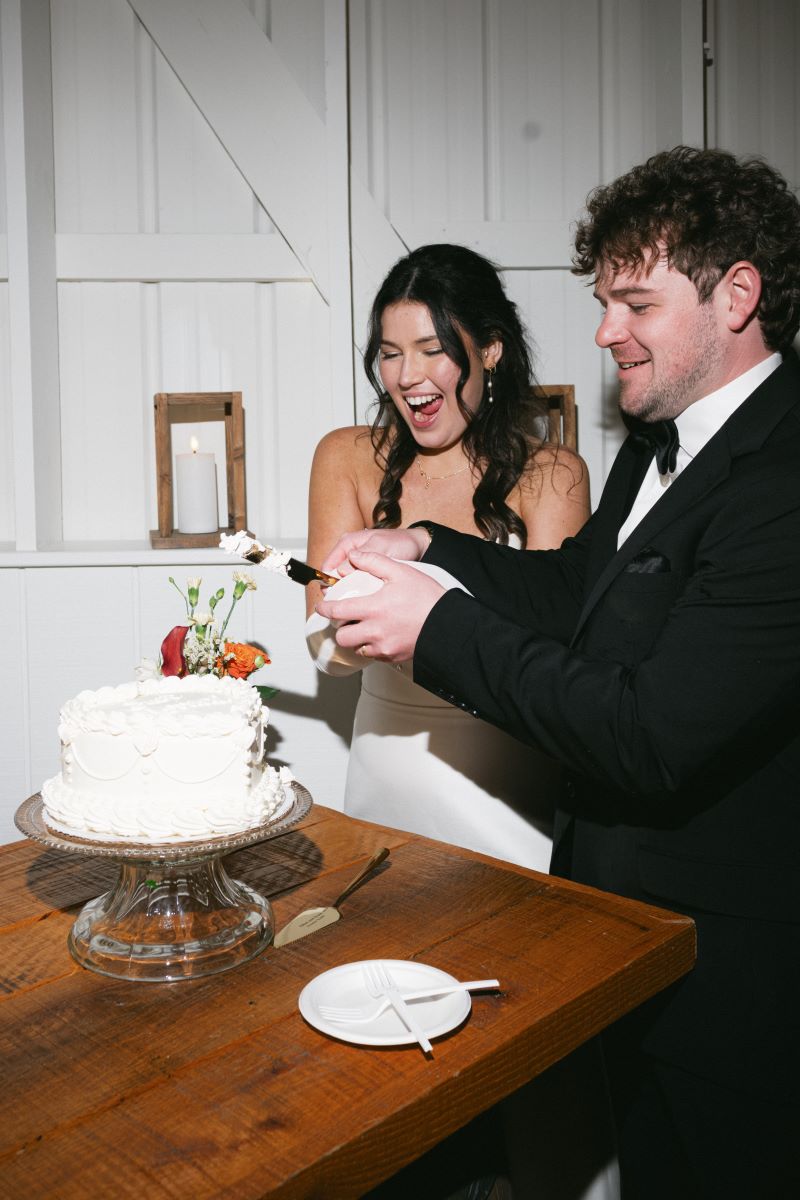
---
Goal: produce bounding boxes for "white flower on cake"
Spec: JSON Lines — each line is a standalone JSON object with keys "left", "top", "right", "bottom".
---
{"left": 233, "top": 569, "right": 257, "bottom": 590}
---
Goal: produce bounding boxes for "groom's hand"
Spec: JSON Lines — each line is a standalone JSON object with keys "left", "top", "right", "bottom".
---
{"left": 321, "top": 526, "right": 430, "bottom": 579}
{"left": 316, "top": 550, "right": 444, "bottom": 662}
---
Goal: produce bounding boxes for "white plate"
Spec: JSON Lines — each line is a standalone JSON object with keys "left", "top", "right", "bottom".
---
{"left": 298, "top": 959, "right": 471, "bottom": 1047}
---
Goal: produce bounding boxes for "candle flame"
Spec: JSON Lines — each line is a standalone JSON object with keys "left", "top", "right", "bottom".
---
{"left": 190, "top": 436, "right": 199, "bottom": 454}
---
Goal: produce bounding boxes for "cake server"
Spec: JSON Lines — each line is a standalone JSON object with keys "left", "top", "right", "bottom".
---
{"left": 219, "top": 531, "right": 337, "bottom": 587}
{"left": 273, "top": 847, "right": 390, "bottom": 947}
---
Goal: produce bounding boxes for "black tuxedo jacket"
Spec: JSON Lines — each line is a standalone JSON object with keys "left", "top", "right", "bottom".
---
{"left": 414, "top": 353, "right": 800, "bottom": 1102}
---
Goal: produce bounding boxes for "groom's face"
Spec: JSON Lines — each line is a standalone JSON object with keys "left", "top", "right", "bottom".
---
{"left": 593, "top": 254, "right": 727, "bottom": 422}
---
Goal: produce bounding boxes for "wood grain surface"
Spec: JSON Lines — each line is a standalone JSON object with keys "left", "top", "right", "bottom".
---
{"left": 0, "top": 805, "right": 695, "bottom": 1199}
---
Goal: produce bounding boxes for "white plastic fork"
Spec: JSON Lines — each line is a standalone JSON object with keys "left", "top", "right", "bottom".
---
{"left": 364, "top": 961, "right": 433, "bottom": 1054}
{"left": 317, "top": 978, "right": 500, "bottom": 1024}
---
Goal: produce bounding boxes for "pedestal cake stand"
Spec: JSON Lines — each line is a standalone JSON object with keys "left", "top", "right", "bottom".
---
{"left": 14, "top": 783, "right": 312, "bottom": 983}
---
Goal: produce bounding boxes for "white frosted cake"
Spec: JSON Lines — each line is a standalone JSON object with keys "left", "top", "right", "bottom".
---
{"left": 41, "top": 675, "right": 293, "bottom": 843}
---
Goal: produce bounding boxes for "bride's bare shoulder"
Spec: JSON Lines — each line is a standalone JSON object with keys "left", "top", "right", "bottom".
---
{"left": 312, "top": 425, "right": 378, "bottom": 472}
{"left": 522, "top": 442, "right": 589, "bottom": 496}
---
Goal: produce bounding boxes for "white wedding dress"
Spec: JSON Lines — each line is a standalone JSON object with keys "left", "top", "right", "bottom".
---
{"left": 344, "top": 656, "right": 559, "bottom": 868}
{"left": 305, "top": 548, "right": 556, "bottom": 866}
{"left": 306, "top": 551, "right": 620, "bottom": 1200}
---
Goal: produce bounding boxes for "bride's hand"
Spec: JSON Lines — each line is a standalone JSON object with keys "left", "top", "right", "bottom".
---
{"left": 316, "top": 551, "right": 444, "bottom": 662}
{"left": 321, "top": 526, "right": 431, "bottom": 578}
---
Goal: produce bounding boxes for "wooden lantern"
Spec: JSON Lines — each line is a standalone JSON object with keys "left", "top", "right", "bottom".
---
{"left": 149, "top": 391, "right": 247, "bottom": 549}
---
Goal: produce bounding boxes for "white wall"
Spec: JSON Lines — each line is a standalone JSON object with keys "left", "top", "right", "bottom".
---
{"left": 1, "top": 0, "right": 798, "bottom": 843}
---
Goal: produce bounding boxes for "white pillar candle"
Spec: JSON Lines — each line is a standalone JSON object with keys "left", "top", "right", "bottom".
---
{"left": 175, "top": 437, "right": 218, "bottom": 534}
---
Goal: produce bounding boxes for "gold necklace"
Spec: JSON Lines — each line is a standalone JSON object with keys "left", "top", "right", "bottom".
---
{"left": 416, "top": 456, "right": 470, "bottom": 489}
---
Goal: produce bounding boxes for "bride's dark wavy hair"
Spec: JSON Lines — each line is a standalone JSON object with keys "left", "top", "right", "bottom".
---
{"left": 364, "top": 243, "right": 543, "bottom": 544}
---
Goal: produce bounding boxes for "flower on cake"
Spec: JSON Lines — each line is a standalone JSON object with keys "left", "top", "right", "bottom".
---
{"left": 152, "top": 573, "right": 272, "bottom": 686}
{"left": 219, "top": 641, "right": 265, "bottom": 679}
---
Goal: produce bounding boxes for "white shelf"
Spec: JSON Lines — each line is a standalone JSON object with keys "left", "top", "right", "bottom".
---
{"left": 0, "top": 540, "right": 305, "bottom": 568}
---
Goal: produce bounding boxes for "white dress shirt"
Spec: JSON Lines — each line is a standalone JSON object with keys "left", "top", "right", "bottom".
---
{"left": 617, "top": 353, "right": 782, "bottom": 548}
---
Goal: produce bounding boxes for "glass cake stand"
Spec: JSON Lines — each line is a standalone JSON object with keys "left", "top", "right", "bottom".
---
{"left": 14, "top": 783, "right": 312, "bottom": 983}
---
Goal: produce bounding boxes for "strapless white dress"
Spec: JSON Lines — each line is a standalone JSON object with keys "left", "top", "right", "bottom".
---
{"left": 345, "top": 657, "right": 559, "bottom": 868}
{"left": 306, "top": 546, "right": 558, "bottom": 866}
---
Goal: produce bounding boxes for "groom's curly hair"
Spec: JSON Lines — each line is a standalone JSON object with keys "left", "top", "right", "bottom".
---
{"left": 572, "top": 145, "right": 800, "bottom": 351}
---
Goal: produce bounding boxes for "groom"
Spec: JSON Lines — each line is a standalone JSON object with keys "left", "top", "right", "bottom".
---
{"left": 316, "top": 146, "right": 800, "bottom": 1198}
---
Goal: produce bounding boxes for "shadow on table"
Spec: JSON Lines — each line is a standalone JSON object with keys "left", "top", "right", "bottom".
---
{"left": 23, "top": 849, "right": 118, "bottom": 908}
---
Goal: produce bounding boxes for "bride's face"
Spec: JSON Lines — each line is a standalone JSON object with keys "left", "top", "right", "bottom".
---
{"left": 378, "top": 301, "right": 491, "bottom": 452}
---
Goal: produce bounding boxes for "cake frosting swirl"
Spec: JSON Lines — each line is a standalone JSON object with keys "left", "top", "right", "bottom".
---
{"left": 41, "top": 675, "right": 293, "bottom": 843}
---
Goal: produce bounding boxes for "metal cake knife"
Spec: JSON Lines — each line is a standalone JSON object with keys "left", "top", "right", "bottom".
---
{"left": 219, "top": 531, "right": 337, "bottom": 587}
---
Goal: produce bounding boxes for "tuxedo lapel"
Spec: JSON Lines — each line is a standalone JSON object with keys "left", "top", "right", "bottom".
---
{"left": 581, "top": 438, "right": 649, "bottom": 591}
{"left": 571, "top": 355, "right": 800, "bottom": 648}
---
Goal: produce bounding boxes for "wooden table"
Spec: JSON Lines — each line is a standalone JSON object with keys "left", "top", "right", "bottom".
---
{"left": 0, "top": 803, "right": 695, "bottom": 1199}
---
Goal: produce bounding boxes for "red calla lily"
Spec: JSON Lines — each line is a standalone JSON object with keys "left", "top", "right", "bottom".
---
{"left": 160, "top": 625, "right": 189, "bottom": 677}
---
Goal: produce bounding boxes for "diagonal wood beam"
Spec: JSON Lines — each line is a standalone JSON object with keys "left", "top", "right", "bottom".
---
{"left": 128, "top": 0, "right": 330, "bottom": 293}
{"left": 127, "top": 0, "right": 406, "bottom": 319}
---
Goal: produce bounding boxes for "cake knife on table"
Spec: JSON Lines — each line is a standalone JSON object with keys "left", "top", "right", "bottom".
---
{"left": 220, "top": 531, "right": 337, "bottom": 587}
{"left": 273, "top": 848, "right": 390, "bottom": 946}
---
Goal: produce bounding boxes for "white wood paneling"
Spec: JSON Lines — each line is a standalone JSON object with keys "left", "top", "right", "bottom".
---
{"left": 55, "top": 233, "right": 307, "bottom": 282}
{"left": 51, "top": 0, "right": 142, "bottom": 232}
{"left": 711, "top": 0, "right": 800, "bottom": 190}
{"left": 128, "top": 0, "right": 330, "bottom": 291}
{"left": 56, "top": 279, "right": 335, "bottom": 543}
{"left": 58, "top": 282, "right": 148, "bottom": 541}
{"left": 267, "top": 281, "right": 335, "bottom": 537}
{"left": 126, "top": 0, "right": 367, "bottom": 439}
{"left": 267, "top": 0, "right": 326, "bottom": 121}
{"left": 350, "top": 0, "right": 602, "bottom": 237}
{"left": 0, "top": 283, "right": 14, "bottom": 542}
{"left": 153, "top": 24, "right": 270, "bottom": 235}
{"left": 0, "top": 14, "right": 6, "bottom": 238}
{"left": 2, "top": 0, "right": 61, "bottom": 550}
{"left": 598, "top": 0, "right": 703, "bottom": 183}
{"left": 1, "top": 569, "right": 29, "bottom": 842}
{"left": 491, "top": 0, "right": 601, "bottom": 223}
{"left": 23, "top": 565, "right": 140, "bottom": 825}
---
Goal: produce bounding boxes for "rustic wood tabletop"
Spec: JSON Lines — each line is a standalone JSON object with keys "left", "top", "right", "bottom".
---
{"left": 0, "top": 802, "right": 695, "bottom": 1199}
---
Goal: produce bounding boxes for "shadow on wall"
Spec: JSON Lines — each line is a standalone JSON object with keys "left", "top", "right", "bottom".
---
{"left": 265, "top": 671, "right": 361, "bottom": 769}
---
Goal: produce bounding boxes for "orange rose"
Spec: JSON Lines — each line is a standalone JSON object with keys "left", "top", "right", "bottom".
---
{"left": 218, "top": 641, "right": 269, "bottom": 679}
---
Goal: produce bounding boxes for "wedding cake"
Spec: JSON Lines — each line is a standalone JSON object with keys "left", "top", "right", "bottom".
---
{"left": 41, "top": 674, "right": 293, "bottom": 843}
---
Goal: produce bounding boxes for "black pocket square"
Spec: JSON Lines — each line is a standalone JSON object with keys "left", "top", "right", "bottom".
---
{"left": 624, "top": 547, "right": 671, "bottom": 574}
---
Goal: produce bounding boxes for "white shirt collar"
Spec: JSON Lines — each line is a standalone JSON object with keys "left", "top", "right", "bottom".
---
{"left": 675, "top": 352, "right": 782, "bottom": 460}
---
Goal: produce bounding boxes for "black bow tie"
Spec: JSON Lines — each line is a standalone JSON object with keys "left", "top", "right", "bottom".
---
{"left": 622, "top": 414, "right": 680, "bottom": 475}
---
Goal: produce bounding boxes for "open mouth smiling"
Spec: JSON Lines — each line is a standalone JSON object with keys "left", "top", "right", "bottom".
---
{"left": 405, "top": 393, "right": 444, "bottom": 422}
{"left": 615, "top": 358, "right": 651, "bottom": 370}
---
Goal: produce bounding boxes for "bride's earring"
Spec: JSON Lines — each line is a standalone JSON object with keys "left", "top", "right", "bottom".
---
{"left": 486, "top": 364, "right": 495, "bottom": 404}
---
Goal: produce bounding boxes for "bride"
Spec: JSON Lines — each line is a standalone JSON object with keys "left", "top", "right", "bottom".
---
{"left": 305, "top": 242, "right": 589, "bottom": 870}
